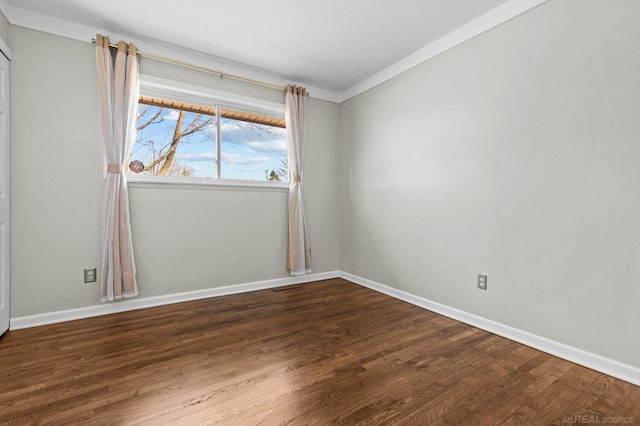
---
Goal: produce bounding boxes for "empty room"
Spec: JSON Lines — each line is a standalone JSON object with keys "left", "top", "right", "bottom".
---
{"left": 0, "top": 0, "right": 638, "bottom": 424}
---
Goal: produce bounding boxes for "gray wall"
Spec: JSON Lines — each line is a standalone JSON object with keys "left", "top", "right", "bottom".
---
{"left": 340, "top": 0, "right": 640, "bottom": 368}
{"left": 9, "top": 0, "right": 638, "bottom": 370}
{"left": 10, "top": 26, "right": 340, "bottom": 317}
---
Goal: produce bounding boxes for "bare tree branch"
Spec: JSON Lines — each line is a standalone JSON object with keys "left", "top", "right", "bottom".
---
{"left": 180, "top": 114, "right": 215, "bottom": 138}
{"left": 136, "top": 107, "right": 164, "bottom": 131}
{"left": 143, "top": 150, "right": 171, "bottom": 172}
{"left": 157, "top": 110, "right": 186, "bottom": 175}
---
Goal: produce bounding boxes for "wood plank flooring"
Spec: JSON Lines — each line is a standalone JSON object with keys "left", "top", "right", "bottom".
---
{"left": 0, "top": 278, "right": 637, "bottom": 425}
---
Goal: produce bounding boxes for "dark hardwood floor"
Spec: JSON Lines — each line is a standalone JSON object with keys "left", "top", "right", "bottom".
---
{"left": 0, "top": 278, "right": 637, "bottom": 425}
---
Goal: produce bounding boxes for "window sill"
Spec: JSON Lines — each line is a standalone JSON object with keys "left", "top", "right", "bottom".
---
{"left": 126, "top": 175, "right": 289, "bottom": 192}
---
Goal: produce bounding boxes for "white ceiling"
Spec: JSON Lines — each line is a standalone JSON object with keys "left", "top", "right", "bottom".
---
{"left": 5, "top": 0, "right": 536, "bottom": 99}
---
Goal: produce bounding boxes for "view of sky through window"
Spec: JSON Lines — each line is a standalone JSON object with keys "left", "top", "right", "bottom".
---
{"left": 131, "top": 103, "right": 288, "bottom": 182}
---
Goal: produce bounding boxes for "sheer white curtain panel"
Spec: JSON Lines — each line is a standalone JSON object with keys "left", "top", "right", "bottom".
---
{"left": 285, "top": 85, "right": 311, "bottom": 275}
{"left": 95, "top": 35, "right": 139, "bottom": 301}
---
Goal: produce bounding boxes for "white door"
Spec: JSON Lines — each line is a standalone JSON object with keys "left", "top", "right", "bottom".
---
{"left": 0, "top": 51, "right": 9, "bottom": 336}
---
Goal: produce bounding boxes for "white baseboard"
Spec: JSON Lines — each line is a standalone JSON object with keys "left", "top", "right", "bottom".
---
{"left": 339, "top": 271, "right": 640, "bottom": 387}
{"left": 10, "top": 269, "right": 638, "bottom": 387}
{"left": 9, "top": 271, "right": 340, "bottom": 330}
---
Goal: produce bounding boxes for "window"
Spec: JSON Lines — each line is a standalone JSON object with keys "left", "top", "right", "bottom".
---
{"left": 128, "top": 78, "right": 288, "bottom": 184}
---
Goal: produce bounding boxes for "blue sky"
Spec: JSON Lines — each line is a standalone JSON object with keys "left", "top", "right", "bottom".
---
{"left": 132, "top": 105, "right": 288, "bottom": 181}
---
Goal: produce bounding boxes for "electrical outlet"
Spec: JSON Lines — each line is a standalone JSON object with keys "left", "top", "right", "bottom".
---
{"left": 84, "top": 268, "right": 97, "bottom": 283}
{"left": 477, "top": 274, "right": 487, "bottom": 290}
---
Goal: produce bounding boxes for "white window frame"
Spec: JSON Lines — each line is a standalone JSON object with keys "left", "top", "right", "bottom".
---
{"left": 126, "top": 75, "right": 289, "bottom": 190}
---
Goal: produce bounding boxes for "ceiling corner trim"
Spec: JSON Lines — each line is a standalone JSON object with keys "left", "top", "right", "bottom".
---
{"left": 7, "top": 5, "right": 145, "bottom": 58}
{"left": 5, "top": 0, "right": 549, "bottom": 105}
{"left": 336, "top": 0, "right": 550, "bottom": 103}
{"left": 0, "top": 0, "right": 10, "bottom": 20}
{"left": 6, "top": 5, "right": 342, "bottom": 103}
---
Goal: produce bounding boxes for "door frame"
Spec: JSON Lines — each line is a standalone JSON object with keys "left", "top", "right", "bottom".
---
{"left": 0, "top": 43, "right": 12, "bottom": 336}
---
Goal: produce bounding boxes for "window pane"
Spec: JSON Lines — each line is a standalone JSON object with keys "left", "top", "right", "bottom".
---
{"left": 220, "top": 113, "right": 288, "bottom": 182}
{"left": 131, "top": 104, "right": 217, "bottom": 178}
